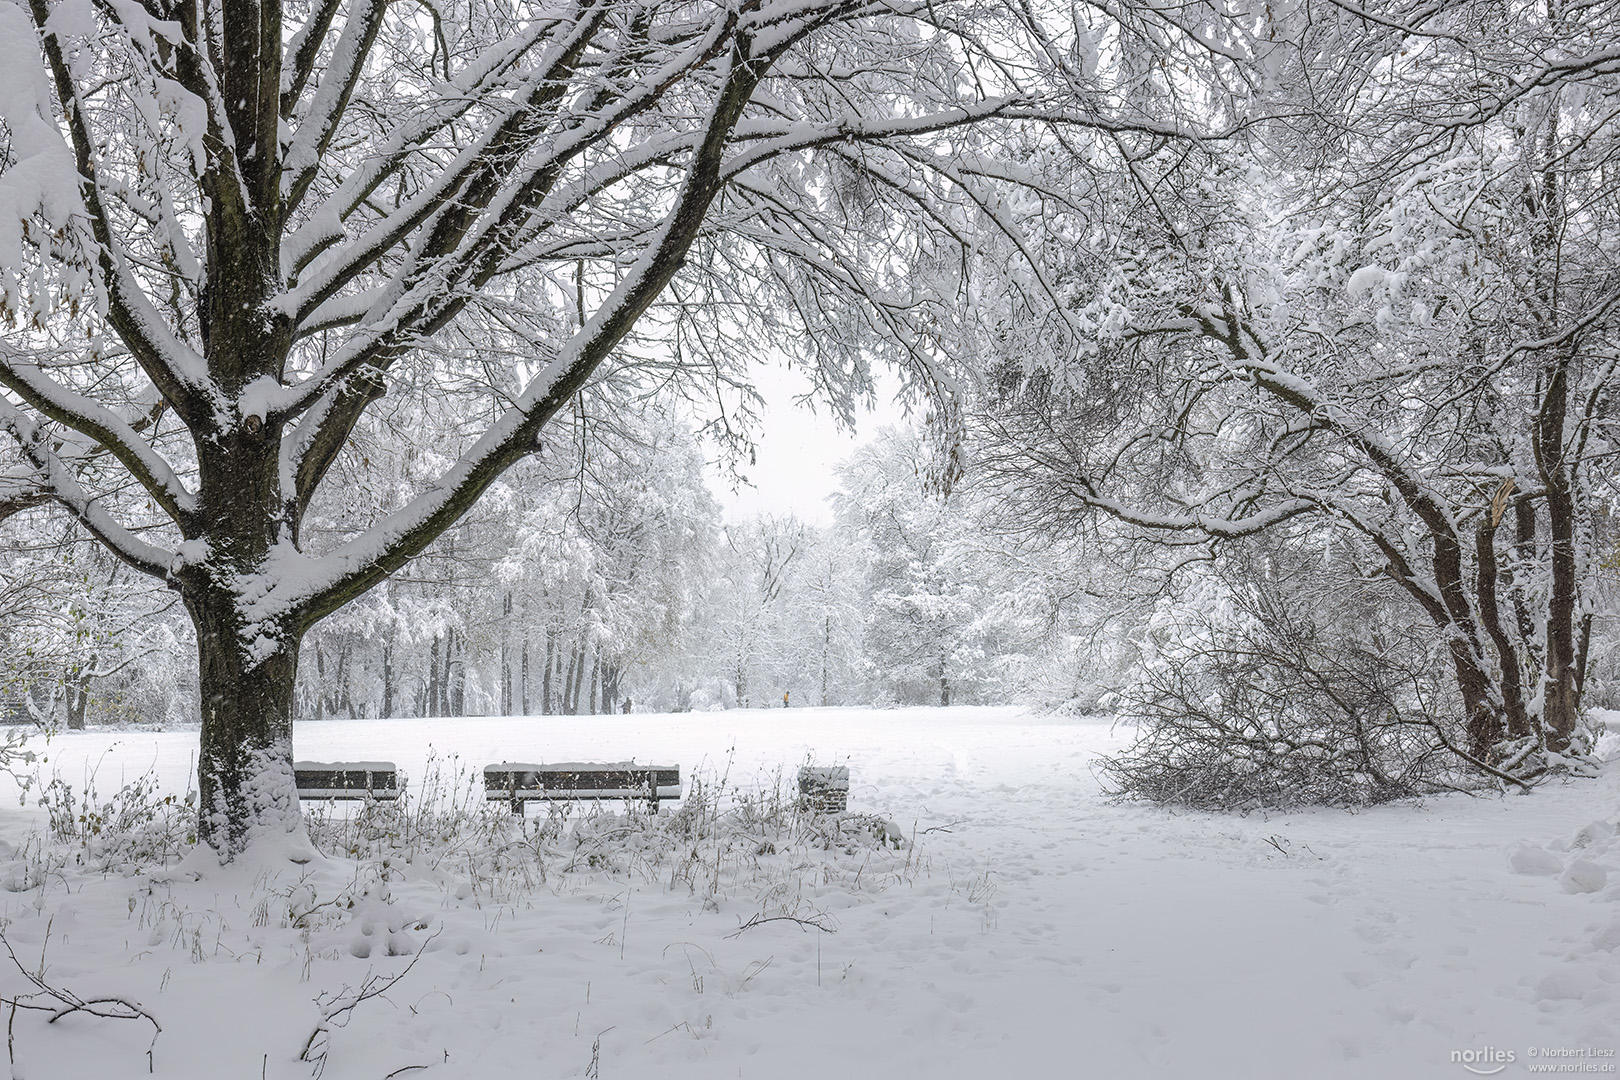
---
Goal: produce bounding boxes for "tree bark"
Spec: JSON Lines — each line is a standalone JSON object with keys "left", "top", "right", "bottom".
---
{"left": 587, "top": 651, "right": 600, "bottom": 715}
{"left": 562, "top": 643, "right": 579, "bottom": 715}
{"left": 381, "top": 639, "right": 395, "bottom": 719}
{"left": 311, "top": 639, "right": 327, "bottom": 720}
{"left": 1537, "top": 352, "right": 1580, "bottom": 751}
{"left": 183, "top": 585, "right": 303, "bottom": 855}
{"left": 427, "top": 635, "right": 442, "bottom": 718}
{"left": 1575, "top": 610, "right": 1594, "bottom": 713}
{"left": 447, "top": 628, "right": 465, "bottom": 717}
{"left": 338, "top": 640, "right": 354, "bottom": 719}
{"left": 542, "top": 629, "right": 555, "bottom": 715}
{"left": 1475, "top": 519, "right": 1532, "bottom": 742}
{"left": 520, "top": 633, "right": 530, "bottom": 715}
{"left": 65, "top": 671, "right": 89, "bottom": 730}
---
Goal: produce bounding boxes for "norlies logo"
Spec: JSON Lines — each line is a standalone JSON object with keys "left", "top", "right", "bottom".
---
{"left": 1453, "top": 1048, "right": 1517, "bottom": 1075}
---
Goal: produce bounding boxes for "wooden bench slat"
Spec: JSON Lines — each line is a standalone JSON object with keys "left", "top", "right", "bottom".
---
{"left": 494, "top": 787, "right": 683, "bottom": 801}
{"left": 482, "top": 762, "right": 681, "bottom": 809}
{"left": 294, "top": 761, "right": 400, "bottom": 801}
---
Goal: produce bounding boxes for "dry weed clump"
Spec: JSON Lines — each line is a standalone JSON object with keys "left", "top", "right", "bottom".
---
{"left": 300, "top": 754, "right": 916, "bottom": 916}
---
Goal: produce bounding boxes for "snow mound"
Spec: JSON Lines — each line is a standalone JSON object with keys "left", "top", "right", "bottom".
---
{"left": 1593, "top": 919, "right": 1620, "bottom": 953}
{"left": 1560, "top": 859, "right": 1610, "bottom": 894}
{"left": 1537, "top": 967, "right": 1607, "bottom": 1002}
{"left": 1510, "top": 844, "right": 1564, "bottom": 875}
{"left": 1572, "top": 819, "right": 1617, "bottom": 849}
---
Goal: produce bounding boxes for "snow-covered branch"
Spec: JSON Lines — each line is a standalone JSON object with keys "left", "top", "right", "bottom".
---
{"left": 0, "top": 346, "right": 196, "bottom": 523}
{"left": 0, "top": 399, "right": 176, "bottom": 578}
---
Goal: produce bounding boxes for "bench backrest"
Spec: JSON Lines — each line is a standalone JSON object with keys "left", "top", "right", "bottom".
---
{"left": 798, "top": 765, "right": 849, "bottom": 813}
{"left": 483, "top": 762, "right": 680, "bottom": 799}
{"left": 294, "top": 761, "right": 399, "bottom": 798}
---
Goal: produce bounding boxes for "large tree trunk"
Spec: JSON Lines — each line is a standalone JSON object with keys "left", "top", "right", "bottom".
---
{"left": 587, "top": 651, "right": 600, "bottom": 715}
{"left": 1538, "top": 353, "right": 1580, "bottom": 752}
{"left": 541, "top": 629, "right": 555, "bottom": 715}
{"left": 1448, "top": 638, "right": 1505, "bottom": 758}
{"left": 1475, "top": 518, "right": 1532, "bottom": 741}
{"left": 562, "top": 643, "right": 579, "bottom": 715}
{"left": 520, "top": 634, "right": 530, "bottom": 715}
{"left": 381, "top": 639, "right": 395, "bottom": 719}
{"left": 184, "top": 587, "right": 303, "bottom": 855}
{"left": 447, "top": 628, "right": 465, "bottom": 717}
{"left": 64, "top": 666, "right": 90, "bottom": 730}
{"left": 426, "top": 635, "right": 442, "bottom": 717}
{"left": 176, "top": 376, "right": 305, "bottom": 855}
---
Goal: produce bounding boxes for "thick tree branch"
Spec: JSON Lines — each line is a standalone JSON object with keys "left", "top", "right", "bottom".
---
{"left": 283, "top": 37, "right": 772, "bottom": 627}
{"left": 281, "top": 0, "right": 392, "bottom": 219}
{"left": 23, "top": 0, "right": 212, "bottom": 423}
{"left": 0, "top": 402, "right": 175, "bottom": 579}
{"left": 0, "top": 350, "right": 196, "bottom": 524}
{"left": 280, "top": 0, "right": 346, "bottom": 119}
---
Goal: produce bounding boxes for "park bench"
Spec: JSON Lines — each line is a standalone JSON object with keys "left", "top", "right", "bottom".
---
{"left": 798, "top": 766, "right": 849, "bottom": 813}
{"left": 483, "top": 762, "right": 681, "bottom": 813}
{"left": 294, "top": 761, "right": 400, "bottom": 801}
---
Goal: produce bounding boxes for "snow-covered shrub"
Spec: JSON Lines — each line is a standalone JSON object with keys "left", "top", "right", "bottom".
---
{"left": 0, "top": 723, "right": 43, "bottom": 794}
{"left": 1102, "top": 554, "right": 1478, "bottom": 810}
{"left": 36, "top": 766, "right": 197, "bottom": 870}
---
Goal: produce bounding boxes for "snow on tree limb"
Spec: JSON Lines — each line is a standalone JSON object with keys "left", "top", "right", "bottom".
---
{"left": 0, "top": 398, "right": 176, "bottom": 577}
{"left": 0, "top": 343, "right": 196, "bottom": 522}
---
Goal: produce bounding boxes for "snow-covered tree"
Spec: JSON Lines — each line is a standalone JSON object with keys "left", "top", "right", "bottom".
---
{"left": 835, "top": 427, "right": 992, "bottom": 705}
{"left": 696, "top": 513, "right": 806, "bottom": 708}
{"left": 0, "top": 515, "right": 185, "bottom": 727}
{"left": 289, "top": 390, "right": 719, "bottom": 719}
{"left": 787, "top": 534, "right": 869, "bottom": 706}
{"left": 0, "top": 0, "right": 1111, "bottom": 853}
{"left": 977, "top": 1, "right": 1620, "bottom": 774}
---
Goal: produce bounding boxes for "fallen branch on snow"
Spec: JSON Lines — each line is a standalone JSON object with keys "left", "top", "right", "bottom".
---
{"left": 300, "top": 927, "right": 442, "bottom": 1078}
{"left": 726, "top": 912, "right": 836, "bottom": 938}
{"left": 0, "top": 928, "right": 162, "bottom": 1073}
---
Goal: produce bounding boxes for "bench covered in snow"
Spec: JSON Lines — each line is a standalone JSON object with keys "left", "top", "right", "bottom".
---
{"left": 483, "top": 762, "right": 681, "bottom": 812}
{"left": 798, "top": 766, "right": 849, "bottom": 814}
{"left": 294, "top": 761, "right": 400, "bottom": 801}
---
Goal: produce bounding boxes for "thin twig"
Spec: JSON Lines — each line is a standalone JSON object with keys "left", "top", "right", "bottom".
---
{"left": 0, "top": 929, "right": 161, "bottom": 1072}
{"left": 301, "top": 927, "right": 443, "bottom": 1077}
{"left": 382, "top": 1063, "right": 434, "bottom": 1079}
{"left": 726, "top": 912, "right": 835, "bottom": 938}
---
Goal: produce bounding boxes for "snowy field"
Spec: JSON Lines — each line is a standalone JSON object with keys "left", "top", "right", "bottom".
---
{"left": 0, "top": 706, "right": 1617, "bottom": 1080}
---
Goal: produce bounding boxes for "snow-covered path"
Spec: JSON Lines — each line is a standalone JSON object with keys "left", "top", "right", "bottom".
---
{"left": 0, "top": 707, "right": 1615, "bottom": 1079}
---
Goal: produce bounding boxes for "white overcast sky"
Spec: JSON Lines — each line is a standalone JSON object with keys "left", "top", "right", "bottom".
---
{"left": 707, "top": 363, "right": 910, "bottom": 526}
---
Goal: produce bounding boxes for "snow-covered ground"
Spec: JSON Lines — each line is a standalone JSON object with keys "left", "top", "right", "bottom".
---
{"left": 0, "top": 706, "right": 1617, "bottom": 1079}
